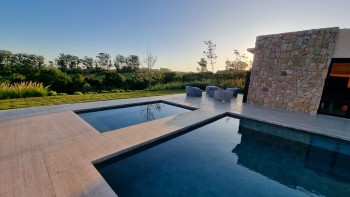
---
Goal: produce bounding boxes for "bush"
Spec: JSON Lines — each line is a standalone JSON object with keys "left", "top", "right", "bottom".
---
{"left": 82, "top": 83, "right": 92, "bottom": 93}
{"left": 85, "top": 76, "right": 103, "bottom": 91}
{"left": 217, "top": 78, "right": 245, "bottom": 90}
{"left": 111, "top": 89, "right": 124, "bottom": 93}
{"left": 0, "top": 75, "right": 10, "bottom": 83}
{"left": 34, "top": 67, "right": 72, "bottom": 93}
{"left": 10, "top": 73, "right": 26, "bottom": 83}
{"left": 0, "top": 81, "right": 48, "bottom": 99}
{"left": 70, "top": 74, "right": 85, "bottom": 92}
{"left": 48, "top": 90, "right": 57, "bottom": 96}
{"left": 148, "top": 80, "right": 210, "bottom": 91}
{"left": 58, "top": 93, "right": 67, "bottom": 96}
{"left": 73, "top": 91, "right": 83, "bottom": 95}
{"left": 103, "top": 72, "right": 125, "bottom": 89}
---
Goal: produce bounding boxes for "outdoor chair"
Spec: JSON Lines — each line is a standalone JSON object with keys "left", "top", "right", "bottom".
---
{"left": 226, "top": 88, "right": 240, "bottom": 97}
{"left": 205, "top": 85, "right": 219, "bottom": 93}
{"left": 214, "top": 89, "right": 233, "bottom": 101}
{"left": 208, "top": 90, "right": 216, "bottom": 97}
{"left": 186, "top": 86, "right": 202, "bottom": 97}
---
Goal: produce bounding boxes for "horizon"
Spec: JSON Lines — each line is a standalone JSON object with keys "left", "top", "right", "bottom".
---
{"left": 1, "top": 0, "right": 350, "bottom": 72}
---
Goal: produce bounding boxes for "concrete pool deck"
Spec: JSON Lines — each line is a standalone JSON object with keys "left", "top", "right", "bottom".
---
{"left": 0, "top": 93, "right": 349, "bottom": 196}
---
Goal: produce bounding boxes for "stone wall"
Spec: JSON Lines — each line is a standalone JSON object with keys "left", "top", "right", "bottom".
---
{"left": 247, "top": 27, "right": 339, "bottom": 115}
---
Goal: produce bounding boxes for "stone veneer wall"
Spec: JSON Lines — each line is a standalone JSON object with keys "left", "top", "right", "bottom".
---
{"left": 247, "top": 27, "right": 339, "bottom": 115}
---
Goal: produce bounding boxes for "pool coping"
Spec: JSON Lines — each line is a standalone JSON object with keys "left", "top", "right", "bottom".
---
{"left": 74, "top": 100, "right": 198, "bottom": 114}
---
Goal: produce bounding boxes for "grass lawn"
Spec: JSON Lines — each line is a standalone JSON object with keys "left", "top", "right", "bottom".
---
{"left": 0, "top": 89, "right": 184, "bottom": 110}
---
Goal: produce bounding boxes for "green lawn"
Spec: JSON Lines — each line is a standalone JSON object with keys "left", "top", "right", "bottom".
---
{"left": 0, "top": 89, "right": 184, "bottom": 110}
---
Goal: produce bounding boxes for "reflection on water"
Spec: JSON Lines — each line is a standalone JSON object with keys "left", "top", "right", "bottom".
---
{"left": 233, "top": 118, "right": 350, "bottom": 196}
{"left": 140, "top": 103, "right": 162, "bottom": 121}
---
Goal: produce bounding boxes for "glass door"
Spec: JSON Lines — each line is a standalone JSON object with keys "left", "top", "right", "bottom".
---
{"left": 318, "top": 59, "right": 350, "bottom": 118}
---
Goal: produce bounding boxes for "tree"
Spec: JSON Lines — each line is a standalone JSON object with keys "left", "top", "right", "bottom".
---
{"left": 82, "top": 56, "right": 94, "bottom": 71}
{"left": 55, "top": 53, "right": 80, "bottom": 72}
{"left": 197, "top": 58, "right": 208, "bottom": 72}
{"left": 143, "top": 46, "right": 157, "bottom": 88}
{"left": 96, "top": 53, "right": 111, "bottom": 70}
{"left": 0, "top": 50, "right": 12, "bottom": 65}
{"left": 203, "top": 40, "right": 217, "bottom": 72}
{"left": 8, "top": 53, "right": 44, "bottom": 68}
{"left": 7, "top": 53, "right": 45, "bottom": 74}
{"left": 126, "top": 55, "right": 140, "bottom": 72}
{"left": 225, "top": 49, "right": 248, "bottom": 71}
{"left": 114, "top": 54, "right": 125, "bottom": 71}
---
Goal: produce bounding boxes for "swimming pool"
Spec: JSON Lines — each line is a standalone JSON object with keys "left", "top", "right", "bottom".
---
{"left": 95, "top": 116, "right": 350, "bottom": 197}
{"left": 76, "top": 101, "right": 193, "bottom": 132}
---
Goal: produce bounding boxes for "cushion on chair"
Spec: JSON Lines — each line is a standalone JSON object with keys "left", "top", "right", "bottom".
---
{"left": 186, "top": 86, "right": 202, "bottom": 97}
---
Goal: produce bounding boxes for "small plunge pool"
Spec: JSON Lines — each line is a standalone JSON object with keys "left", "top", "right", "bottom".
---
{"left": 76, "top": 101, "right": 193, "bottom": 133}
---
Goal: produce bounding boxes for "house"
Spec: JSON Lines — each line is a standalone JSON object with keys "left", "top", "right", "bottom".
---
{"left": 246, "top": 27, "right": 350, "bottom": 118}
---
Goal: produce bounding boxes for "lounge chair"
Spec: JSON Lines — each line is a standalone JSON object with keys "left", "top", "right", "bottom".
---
{"left": 205, "top": 85, "right": 219, "bottom": 93}
{"left": 186, "top": 86, "right": 202, "bottom": 97}
{"left": 226, "top": 88, "right": 240, "bottom": 97}
{"left": 214, "top": 89, "right": 233, "bottom": 101}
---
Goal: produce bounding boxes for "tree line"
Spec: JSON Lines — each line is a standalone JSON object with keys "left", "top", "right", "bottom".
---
{"left": 53, "top": 53, "right": 142, "bottom": 74}
{"left": 0, "top": 48, "right": 248, "bottom": 96}
{"left": 0, "top": 50, "right": 154, "bottom": 94}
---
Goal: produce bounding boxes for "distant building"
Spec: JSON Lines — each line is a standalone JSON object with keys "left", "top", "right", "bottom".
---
{"left": 246, "top": 27, "right": 350, "bottom": 118}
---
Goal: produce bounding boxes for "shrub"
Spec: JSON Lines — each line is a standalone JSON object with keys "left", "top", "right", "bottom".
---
{"left": 48, "top": 90, "right": 57, "bottom": 96}
{"left": 103, "top": 72, "right": 125, "bottom": 89}
{"left": 70, "top": 74, "right": 85, "bottom": 92}
{"left": 85, "top": 76, "right": 103, "bottom": 91}
{"left": 73, "top": 91, "right": 83, "bottom": 95}
{"left": 217, "top": 78, "right": 245, "bottom": 90}
{"left": 111, "top": 89, "right": 124, "bottom": 93}
{"left": 10, "top": 73, "right": 26, "bottom": 82}
{"left": 0, "top": 75, "right": 10, "bottom": 83}
{"left": 34, "top": 67, "right": 72, "bottom": 93}
{"left": 148, "top": 80, "right": 210, "bottom": 91}
{"left": 82, "top": 83, "right": 92, "bottom": 93}
{"left": 0, "top": 81, "right": 48, "bottom": 99}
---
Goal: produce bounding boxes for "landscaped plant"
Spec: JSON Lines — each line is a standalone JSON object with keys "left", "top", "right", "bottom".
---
{"left": 48, "top": 90, "right": 57, "bottom": 96}
{"left": 148, "top": 80, "right": 210, "bottom": 91}
{"left": 0, "top": 81, "right": 48, "bottom": 99}
{"left": 73, "top": 91, "right": 84, "bottom": 95}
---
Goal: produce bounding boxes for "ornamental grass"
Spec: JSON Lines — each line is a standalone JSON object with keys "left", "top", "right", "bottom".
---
{"left": 0, "top": 81, "right": 48, "bottom": 99}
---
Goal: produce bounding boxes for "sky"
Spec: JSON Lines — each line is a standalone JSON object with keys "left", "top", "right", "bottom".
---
{"left": 1, "top": 0, "right": 350, "bottom": 72}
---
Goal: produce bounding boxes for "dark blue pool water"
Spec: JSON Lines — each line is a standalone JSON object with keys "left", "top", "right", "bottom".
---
{"left": 77, "top": 102, "right": 192, "bottom": 132}
{"left": 95, "top": 116, "right": 350, "bottom": 197}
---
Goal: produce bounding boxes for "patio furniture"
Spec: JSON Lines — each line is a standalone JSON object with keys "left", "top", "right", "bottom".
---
{"left": 208, "top": 90, "right": 216, "bottom": 97}
{"left": 214, "top": 89, "right": 233, "bottom": 101}
{"left": 226, "top": 88, "right": 240, "bottom": 97}
{"left": 186, "top": 86, "right": 202, "bottom": 97}
{"left": 205, "top": 85, "right": 219, "bottom": 93}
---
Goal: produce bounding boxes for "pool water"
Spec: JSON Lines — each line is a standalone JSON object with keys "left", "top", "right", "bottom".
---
{"left": 95, "top": 116, "right": 350, "bottom": 197}
{"left": 77, "top": 102, "right": 192, "bottom": 132}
